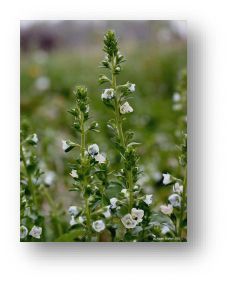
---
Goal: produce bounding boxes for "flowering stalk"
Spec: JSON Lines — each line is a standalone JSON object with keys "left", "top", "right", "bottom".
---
{"left": 20, "top": 129, "right": 43, "bottom": 241}
{"left": 63, "top": 86, "right": 107, "bottom": 241}
{"left": 99, "top": 30, "right": 137, "bottom": 212}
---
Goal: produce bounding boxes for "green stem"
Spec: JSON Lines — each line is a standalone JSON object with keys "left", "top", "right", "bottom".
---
{"left": 81, "top": 115, "right": 85, "bottom": 159}
{"left": 85, "top": 193, "right": 92, "bottom": 241}
{"left": 44, "top": 188, "right": 63, "bottom": 236}
{"left": 128, "top": 169, "right": 133, "bottom": 211}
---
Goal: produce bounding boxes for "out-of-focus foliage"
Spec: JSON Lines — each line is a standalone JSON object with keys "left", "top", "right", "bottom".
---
{"left": 20, "top": 21, "right": 187, "bottom": 241}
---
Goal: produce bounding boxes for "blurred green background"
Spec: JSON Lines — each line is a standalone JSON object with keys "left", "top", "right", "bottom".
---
{"left": 20, "top": 20, "right": 187, "bottom": 212}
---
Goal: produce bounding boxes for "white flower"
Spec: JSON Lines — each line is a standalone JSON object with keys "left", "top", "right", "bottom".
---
{"left": 143, "top": 194, "right": 153, "bottom": 205}
{"left": 20, "top": 225, "right": 28, "bottom": 239}
{"left": 173, "top": 182, "right": 183, "bottom": 194}
{"left": 121, "top": 188, "right": 129, "bottom": 197}
{"left": 162, "top": 173, "right": 171, "bottom": 185}
{"left": 92, "top": 220, "right": 105, "bottom": 232}
{"left": 29, "top": 226, "right": 42, "bottom": 239}
{"left": 131, "top": 208, "right": 144, "bottom": 223}
{"left": 70, "top": 216, "right": 76, "bottom": 226}
{"left": 110, "top": 197, "right": 118, "bottom": 209}
{"left": 121, "top": 214, "right": 137, "bottom": 229}
{"left": 101, "top": 88, "right": 115, "bottom": 100}
{"left": 88, "top": 144, "right": 99, "bottom": 157}
{"left": 44, "top": 171, "right": 55, "bottom": 186}
{"left": 161, "top": 225, "right": 170, "bottom": 235}
{"left": 62, "top": 140, "right": 68, "bottom": 151}
{"left": 68, "top": 206, "right": 79, "bottom": 216}
{"left": 173, "top": 92, "right": 181, "bottom": 102}
{"left": 31, "top": 133, "right": 38, "bottom": 144}
{"left": 103, "top": 206, "right": 111, "bottom": 218}
{"left": 172, "top": 104, "right": 182, "bottom": 111}
{"left": 78, "top": 216, "right": 85, "bottom": 224}
{"left": 128, "top": 83, "right": 136, "bottom": 92}
{"left": 120, "top": 102, "right": 133, "bottom": 114}
{"left": 168, "top": 194, "right": 181, "bottom": 208}
{"left": 70, "top": 169, "right": 78, "bottom": 178}
{"left": 160, "top": 204, "right": 173, "bottom": 215}
{"left": 95, "top": 153, "right": 106, "bottom": 163}
{"left": 35, "top": 76, "right": 50, "bottom": 91}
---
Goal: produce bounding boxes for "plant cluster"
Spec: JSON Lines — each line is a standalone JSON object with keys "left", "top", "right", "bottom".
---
{"left": 20, "top": 30, "right": 187, "bottom": 242}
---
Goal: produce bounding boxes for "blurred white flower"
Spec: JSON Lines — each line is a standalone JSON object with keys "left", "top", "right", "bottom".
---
{"left": 70, "top": 216, "right": 76, "bottom": 226}
{"left": 20, "top": 225, "right": 28, "bottom": 239}
{"left": 101, "top": 88, "right": 115, "bottom": 100}
{"left": 68, "top": 206, "right": 79, "bottom": 216}
{"left": 128, "top": 83, "right": 136, "bottom": 92}
{"left": 121, "top": 214, "right": 137, "bottom": 229}
{"left": 110, "top": 197, "right": 118, "bottom": 209}
{"left": 162, "top": 173, "right": 171, "bottom": 185}
{"left": 160, "top": 204, "right": 173, "bottom": 215}
{"left": 161, "top": 225, "right": 170, "bottom": 235}
{"left": 131, "top": 208, "right": 144, "bottom": 223}
{"left": 31, "top": 133, "right": 38, "bottom": 144}
{"left": 172, "top": 104, "right": 182, "bottom": 111}
{"left": 173, "top": 182, "right": 183, "bottom": 194}
{"left": 88, "top": 144, "right": 99, "bottom": 157}
{"left": 70, "top": 169, "right": 78, "bottom": 178}
{"left": 92, "top": 220, "right": 105, "bottom": 232}
{"left": 103, "top": 206, "right": 111, "bottom": 218}
{"left": 78, "top": 216, "right": 85, "bottom": 224}
{"left": 120, "top": 102, "right": 133, "bottom": 114}
{"left": 62, "top": 140, "right": 68, "bottom": 151}
{"left": 35, "top": 76, "right": 50, "bottom": 91}
{"left": 173, "top": 92, "right": 181, "bottom": 102}
{"left": 44, "top": 171, "right": 55, "bottom": 186}
{"left": 143, "top": 194, "right": 153, "bottom": 205}
{"left": 29, "top": 226, "right": 42, "bottom": 239}
{"left": 95, "top": 153, "right": 106, "bottom": 163}
{"left": 168, "top": 194, "right": 181, "bottom": 208}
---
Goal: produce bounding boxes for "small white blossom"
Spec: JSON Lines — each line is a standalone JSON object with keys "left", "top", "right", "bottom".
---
{"left": 31, "top": 133, "right": 38, "bottom": 144}
{"left": 162, "top": 173, "right": 171, "bottom": 185}
{"left": 101, "top": 88, "right": 115, "bottom": 100}
{"left": 173, "top": 182, "right": 183, "bottom": 194}
{"left": 70, "top": 216, "right": 76, "bottom": 226}
{"left": 62, "top": 140, "right": 68, "bottom": 151}
{"left": 161, "top": 225, "right": 170, "bottom": 235}
{"left": 160, "top": 204, "right": 173, "bottom": 215}
{"left": 88, "top": 144, "right": 99, "bottom": 157}
{"left": 110, "top": 197, "right": 118, "bottom": 209}
{"left": 20, "top": 225, "right": 28, "bottom": 239}
{"left": 121, "top": 214, "right": 137, "bottom": 229}
{"left": 95, "top": 153, "right": 106, "bottom": 163}
{"left": 131, "top": 208, "right": 144, "bottom": 223}
{"left": 44, "top": 171, "right": 55, "bottom": 186}
{"left": 103, "top": 206, "right": 111, "bottom": 218}
{"left": 29, "top": 226, "right": 42, "bottom": 239}
{"left": 128, "top": 83, "right": 136, "bottom": 92}
{"left": 68, "top": 206, "right": 79, "bottom": 216}
{"left": 78, "top": 216, "right": 85, "bottom": 224}
{"left": 143, "top": 194, "right": 153, "bottom": 205}
{"left": 35, "top": 76, "right": 50, "bottom": 91}
{"left": 120, "top": 102, "right": 133, "bottom": 114}
{"left": 92, "top": 220, "right": 105, "bottom": 232}
{"left": 173, "top": 92, "right": 181, "bottom": 102}
{"left": 70, "top": 169, "right": 78, "bottom": 178}
{"left": 168, "top": 194, "right": 181, "bottom": 208}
